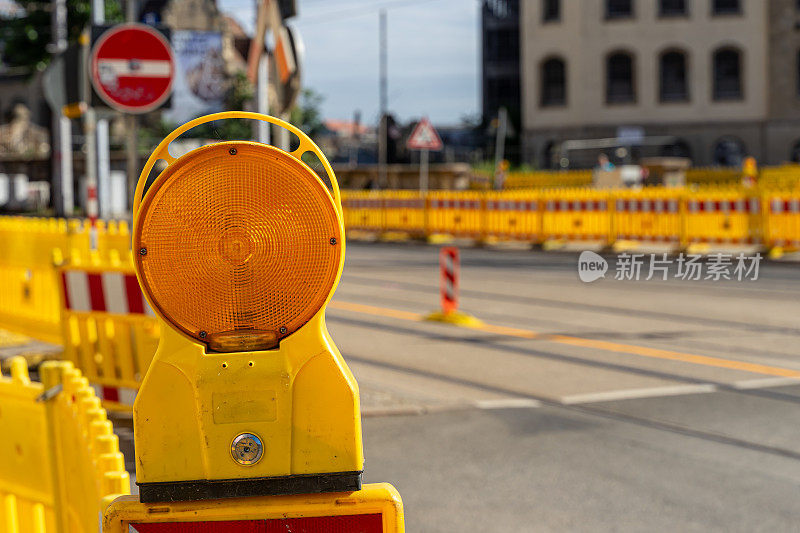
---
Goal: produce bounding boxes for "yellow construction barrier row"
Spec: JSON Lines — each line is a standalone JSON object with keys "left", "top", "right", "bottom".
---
{"left": 0, "top": 357, "right": 129, "bottom": 533}
{"left": 341, "top": 188, "right": 799, "bottom": 250}
{"left": 0, "top": 218, "right": 131, "bottom": 343}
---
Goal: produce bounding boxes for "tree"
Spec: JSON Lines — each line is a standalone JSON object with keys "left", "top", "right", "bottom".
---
{"left": 0, "top": 0, "right": 122, "bottom": 73}
{"left": 290, "top": 88, "right": 325, "bottom": 138}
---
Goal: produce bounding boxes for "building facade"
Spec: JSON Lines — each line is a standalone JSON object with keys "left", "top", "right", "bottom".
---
{"left": 519, "top": 0, "right": 800, "bottom": 167}
{"left": 482, "top": 0, "right": 521, "bottom": 160}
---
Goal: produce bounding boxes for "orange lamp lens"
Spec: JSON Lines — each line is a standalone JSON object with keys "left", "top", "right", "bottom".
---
{"left": 134, "top": 142, "right": 342, "bottom": 351}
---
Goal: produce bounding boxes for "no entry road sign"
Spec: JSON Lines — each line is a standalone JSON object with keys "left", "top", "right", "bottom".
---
{"left": 91, "top": 23, "right": 175, "bottom": 113}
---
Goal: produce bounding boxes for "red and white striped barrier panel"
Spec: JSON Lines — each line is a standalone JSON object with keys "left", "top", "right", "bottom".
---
{"left": 60, "top": 270, "right": 155, "bottom": 315}
{"left": 439, "top": 247, "right": 459, "bottom": 315}
{"left": 769, "top": 198, "right": 800, "bottom": 215}
{"left": 485, "top": 199, "right": 537, "bottom": 211}
{"left": 92, "top": 384, "right": 138, "bottom": 406}
{"left": 687, "top": 198, "right": 760, "bottom": 215}
{"left": 429, "top": 199, "right": 481, "bottom": 210}
{"left": 384, "top": 198, "right": 425, "bottom": 209}
{"left": 616, "top": 198, "right": 679, "bottom": 215}
{"left": 342, "top": 198, "right": 382, "bottom": 210}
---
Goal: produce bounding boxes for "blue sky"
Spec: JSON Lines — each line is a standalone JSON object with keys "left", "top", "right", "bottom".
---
{"left": 218, "top": 0, "right": 480, "bottom": 126}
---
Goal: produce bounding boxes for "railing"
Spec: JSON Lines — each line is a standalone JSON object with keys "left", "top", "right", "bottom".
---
{"left": 0, "top": 357, "right": 129, "bottom": 533}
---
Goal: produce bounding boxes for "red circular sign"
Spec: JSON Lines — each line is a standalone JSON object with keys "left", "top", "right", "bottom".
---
{"left": 90, "top": 24, "right": 175, "bottom": 113}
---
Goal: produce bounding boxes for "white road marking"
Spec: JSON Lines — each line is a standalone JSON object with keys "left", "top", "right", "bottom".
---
{"left": 730, "top": 376, "right": 800, "bottom": 390}
{"left": 474, "top": 398, "right": 541, "bottom": 409}
{"left": 560, "top": 384, "right": 718, "bottom": 405}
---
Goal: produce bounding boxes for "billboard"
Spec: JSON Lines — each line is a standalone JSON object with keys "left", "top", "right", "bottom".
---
{"left": 163, "top": 31, "right": 227, "bottom": 124}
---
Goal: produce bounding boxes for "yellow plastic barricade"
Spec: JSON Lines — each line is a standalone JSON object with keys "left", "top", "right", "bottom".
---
{"left": 341, "top": 191, "right": 385, "bottom": 233}
{"left": 0, "top": 217, "right": 82, "bottom": 343}
{"left": 56, "top": 251, "right": 159, "bottom": 412}
{"left": 686, "top": 167, "right": 741, "bottom": 188}
{"left": 484, "top": 191, "right": 540, "bottom": 242}
{"left": 503, "top": 169, "right": 592, "bottom": 190}
{"left": 0, "top": 357, "right": 128, "bottom": 533}
{"left": 765, "top": 194, "right": 800, "bottom": 251}
{"left": 0, "top": 216, "right": 135, "bottom": 344}
{"left": 758, "top": 165, "right": 800, "bottom": 191}
{"left": 95, "top": 220, "right": 131, "bottom": 258}
{"left": 540, "top": 189, "right": 611, "bottom": 243}
{"left": 427, "top": 191, "right": 484, "bottom": 238}
{"left": 383, "top": 191, "right": 426, "bottom": 237}
{"left": 684, "top": 190, "right": 761, "bottom": 245}
{"left": 614, "top": 188, "right": 682, "bottom": 246}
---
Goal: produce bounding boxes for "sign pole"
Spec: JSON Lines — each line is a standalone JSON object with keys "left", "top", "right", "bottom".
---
{"left": 50, "top": 0, "right": 73, "bottom": 216}
{"left": 377, "top": 9, "right": 387, "bottom": 190}
{"left": 493, "top": 107, "right": 507, "bottom": 190}
{"left": 125, "top": 0, "right": 139, "bottom": 211}
{"left": 92, "top": 0, "right": 111, "bottom": 220}
{"left": 406, "top": 117, "right": 442, "bottom": 193}
{"left": 256, "top": 54, "right": 270, "bottom": 144}
{"left": 420, "top": 148, "right": 428, "bottom": 194}
{"left": 81, "top": 27, "right": 99, "bottom": 245}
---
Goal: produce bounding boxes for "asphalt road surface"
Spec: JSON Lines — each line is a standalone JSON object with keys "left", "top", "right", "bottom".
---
{"left": 330, "top": 241, "right": 800, "bottom": 532}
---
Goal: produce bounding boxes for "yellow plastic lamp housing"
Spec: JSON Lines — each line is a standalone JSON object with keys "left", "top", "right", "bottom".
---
{"left": 134, "top": 142, "right": 341, "bottom": 352}
{"left": 130, "top": 112, "right": 363, "bottom": 504}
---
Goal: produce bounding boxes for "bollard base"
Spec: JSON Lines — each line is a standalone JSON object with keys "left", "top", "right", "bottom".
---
{"left": 768, "top": 246, "right": 784, "bottom": 260}
{"left": 137, "top": 471, "right": 363, "bottom": 503}
{"left": 424, "top": 310, "right": 484, "bottom": 328}
{"left": 427, "top": 233, "right": 454, "bottom": 244}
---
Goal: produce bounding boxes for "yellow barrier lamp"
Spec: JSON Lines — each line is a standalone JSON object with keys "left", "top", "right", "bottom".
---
{"left": 130, "top": 112, "right": 363, "bottom": 503}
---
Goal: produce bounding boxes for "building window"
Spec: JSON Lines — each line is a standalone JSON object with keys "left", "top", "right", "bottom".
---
{"left": 713, "top": 47, "right": 742, "bottom": 100}
{"left": 712, "top": 0, "right": 741, "bottom": 15}
{"left": 542, "top": 0, "right": 560, "bottom": 22}
{"left": 606, "top": 52, "right": 635, "bottom": 104}
{"left": 660, "top": 50, "right": 688, "bottom": 102}
{"left": 659, "top": 0, "right": 687, "bottom": 16}
{"left": 790, "top": 140, "right": 800, "bottom": 162}
{"left": 605, "top": 0, "right": 633, "bottom": 19}
{"left": 713, "top": 136, "right": 745, "bottom": 166}
{"left": 541, "top": 57, "right": 567, "bottom": 107}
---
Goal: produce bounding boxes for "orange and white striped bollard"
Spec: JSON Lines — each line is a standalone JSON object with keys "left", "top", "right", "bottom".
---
{"left": 439, "top": 247, "right": 459, "bottom": 315}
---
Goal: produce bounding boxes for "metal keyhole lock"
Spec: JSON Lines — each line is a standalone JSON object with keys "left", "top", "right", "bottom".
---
{"left": 231, "top": 433, "right": 264, "bottom": 466}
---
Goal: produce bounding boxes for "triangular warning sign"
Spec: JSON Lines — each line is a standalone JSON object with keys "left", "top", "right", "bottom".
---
{"left": 406, "top": 117, "right": 443, "bottom": 151}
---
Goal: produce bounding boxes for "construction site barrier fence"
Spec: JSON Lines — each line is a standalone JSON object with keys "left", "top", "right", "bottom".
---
{"left": 0, "top": 185, "right": 798, "bottom": 363}
{"left": 340, "top": 187, "right": 798, "bottom": 250}
{"left": 0, "top": 357, "right": 129, "bottom": 533}
{"left": 0, "top": 218, "right": 131, "bottom": 343}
